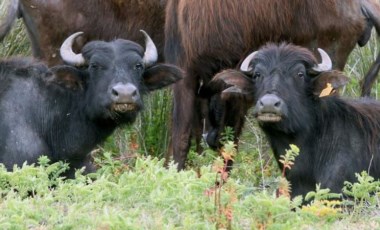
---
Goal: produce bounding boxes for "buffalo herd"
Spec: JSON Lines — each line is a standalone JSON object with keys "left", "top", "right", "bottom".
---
{"left": 1, "top": 0, "right": 380, "bottom": 197}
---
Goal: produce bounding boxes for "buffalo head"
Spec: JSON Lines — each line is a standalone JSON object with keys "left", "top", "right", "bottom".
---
{"left": 207, "top": 43, "right": 349, "bottom": 134}
{"left": 56, "top": 30, "right": 183, "bottom": 123}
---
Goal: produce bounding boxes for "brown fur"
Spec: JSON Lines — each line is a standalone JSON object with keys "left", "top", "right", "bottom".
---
{"left": 171, "top": 0, "right": 364, "bottom": 69}
{"left": 165, "top": 0, "right": 377, "bottom": 170}
{"left": 19, "top": 0, "right": 166, "bottom": 66}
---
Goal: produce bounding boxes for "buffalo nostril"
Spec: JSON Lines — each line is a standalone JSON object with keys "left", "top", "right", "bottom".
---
{"left": 274, "top": 101, "right": 281, "bottom": 107}
{"left": 131, "top": 88, "right": 137, "bottom": 97}
{"left": 111, "top": 88, "right": 119, "bottom": 97}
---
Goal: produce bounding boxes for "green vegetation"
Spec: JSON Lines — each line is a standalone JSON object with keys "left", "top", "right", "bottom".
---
{"left": 1, "top": 11, "right": 380, "bottom": 230}
{"left": 0, "top": 148, "right": 379, "bottom": 229}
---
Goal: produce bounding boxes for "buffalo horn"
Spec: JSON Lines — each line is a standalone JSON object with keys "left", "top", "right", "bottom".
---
{"left": 60, "top": 32, "right": 86, "bottom": 66}
{"left": 240, "top": 51, "right": 258, "bottom": 72}
{"left": 140, "top": 30, "right": 158, "bottom": 67}
{"left": 312, "top": 48, "right": 332, "bottom": 72}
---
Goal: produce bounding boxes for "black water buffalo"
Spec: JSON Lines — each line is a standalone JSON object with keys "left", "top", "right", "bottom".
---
{"left": 165, "top": 0, "right": 380, "bottom": 170}
{"left": 207, "top": 43, "right": 380, "bottom": 198}
{"left": 0, "top": 31, "right": 182, "bottom": 177}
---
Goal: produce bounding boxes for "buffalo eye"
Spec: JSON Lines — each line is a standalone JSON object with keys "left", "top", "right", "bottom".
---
{"left": 134, "top": 63, "right": 144, "bottom": 71}
{"left": 253, "top": 71, "right": 261, "bottom": 79}
{"left": 90, "top": 63, "right": 100, "bottom": 70}
{"left": 297, "top": 72, "right": 304, "bottom": 79}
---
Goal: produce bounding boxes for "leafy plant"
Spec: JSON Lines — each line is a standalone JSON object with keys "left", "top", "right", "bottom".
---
{"left": 204, "top": 139, "right": 238, "bottom": 229}
{"left": 302, "top": 184, "right": 343, "bottom": 221}
{"left": 276, "top": 144, "right": 300, "bottom": 198}
{"left": 0, "top": 156, "right": 68, "bottom": 198}
{"left": 279, "top": 144, "right": 299, "bottom": 178}
{"left": 220, "top": 126, "right": 235, "bottom": 145}
{"left": 301, "top": 200, "right": 343, "bottom": 221}
{"left": 305, "top": 184, "right": 342, "bottom": 202}
{"left": 342, "top": 171, "right": 380, "bottom": 217}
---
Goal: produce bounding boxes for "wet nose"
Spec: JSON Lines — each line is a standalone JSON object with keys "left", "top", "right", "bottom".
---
{"left": 110, "top": 83, "right": 139, "bottom": 103}
{"left": 205, "top": 129, "right": 220, "bottom": 150}
{"left": 256, "top": 94, "right": 283, "bottom": 114}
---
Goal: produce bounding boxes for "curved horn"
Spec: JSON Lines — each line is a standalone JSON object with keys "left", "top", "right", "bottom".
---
{"left": 312, "top": 48, "right": 332, "bottom": 72}
{"left": 140, "top": 30, "right": 158, "bottom": 67}
{"left": 60, "top": 32, "right": 86, "bottom": 66}
{"left": 240, "top": 51, "right": 258, "bottom": 72}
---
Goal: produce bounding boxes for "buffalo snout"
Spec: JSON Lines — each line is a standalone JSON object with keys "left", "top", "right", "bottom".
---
{"left": 110, "top": 83, "right": 140, "bottom": 112}
{"left": 254, "top": 94, "right": 284, "bottom": 122}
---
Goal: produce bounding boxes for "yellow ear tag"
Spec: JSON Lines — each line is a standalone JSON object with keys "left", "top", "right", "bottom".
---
{"left": 319, "top": 83, "right": 334, "bottom": 97}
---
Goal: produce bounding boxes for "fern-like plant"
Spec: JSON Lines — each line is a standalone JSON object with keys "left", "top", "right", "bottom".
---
{"left": 277, "top": 144, "right": 300, "bottom": 198}
{"left": 342, "top": 171, "right": 380, "bottom": 217}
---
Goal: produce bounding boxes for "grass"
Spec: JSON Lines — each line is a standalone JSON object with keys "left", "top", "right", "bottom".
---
{"left": 344, "top": 31, "right": 380, "bottom": 98}
{"left": 0, "top": 18, "right": 30, "bottom": 57}
{"left": 1, "top": 11, "right": 380, "bottom": 229}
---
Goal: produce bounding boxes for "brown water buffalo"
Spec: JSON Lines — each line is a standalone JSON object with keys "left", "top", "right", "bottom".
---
{"left": 0, "top": 0, "right": 167, "bottom": 65}
{"left": 164, "top": 0, "right": 380, "bottom": 170}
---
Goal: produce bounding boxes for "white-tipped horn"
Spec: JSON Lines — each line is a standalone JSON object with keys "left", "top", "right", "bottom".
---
{"left": 60, "top": 32, "right": 86, "bottom": 66}
{"left": 140, "top": 30, "right": 158, "bottom": 67}
{"left": 240, "top": 51, "right": 258, "bottom": 72}
{"left": 312, "top": 48, "right": 332, "bottom": 72}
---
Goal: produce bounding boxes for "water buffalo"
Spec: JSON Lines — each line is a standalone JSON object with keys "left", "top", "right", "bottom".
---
{"left": 0, "top": 0, "right": 166, "bottom": 65}
{"left": 164, "top": 0, "right": 380, "bottom": 170}
{"left": 207, "top": 43, "right": 380, "bottom": 198}
{"left": 2, "top": 0, "right": 380, "bottom": 171}
{"left": 0, "top": 31, "right": 182, "bottom": 177}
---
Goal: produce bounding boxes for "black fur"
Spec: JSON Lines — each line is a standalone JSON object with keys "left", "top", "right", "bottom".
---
{"left": 209, "top": 43, "right": 380, "bottom": 198}
{"left": 0, "top": 38, "right": 182, "bottom": 177}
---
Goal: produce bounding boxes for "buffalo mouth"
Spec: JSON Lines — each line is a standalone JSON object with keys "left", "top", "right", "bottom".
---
{"left": 256, "top": 113, "right": 282, "bottom": 122}
{"left": 112, "top": 103, "right": 137, "bottom": 112}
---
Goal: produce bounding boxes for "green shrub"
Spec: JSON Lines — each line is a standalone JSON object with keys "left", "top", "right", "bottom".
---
{"left": 1, "top": 5, "right": 380, "bottom": 229}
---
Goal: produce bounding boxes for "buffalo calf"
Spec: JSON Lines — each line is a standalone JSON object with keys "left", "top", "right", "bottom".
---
{"left": 208, "top": 43, "right": 380, "bottom": 199}
{"left": 165, "top": 0, "right": 380, "bottom": 171}
{"left": 0, "top": 31, "right": 182, "bottom": 177}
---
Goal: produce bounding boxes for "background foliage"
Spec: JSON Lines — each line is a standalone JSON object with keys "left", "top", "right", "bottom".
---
{"left": 1, "top": 8, "right": 380, "bottom": 229}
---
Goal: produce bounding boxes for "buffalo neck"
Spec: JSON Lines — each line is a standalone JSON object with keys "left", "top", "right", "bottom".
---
{"left": 261, "top": 96, "right": 380, "bottom": 179}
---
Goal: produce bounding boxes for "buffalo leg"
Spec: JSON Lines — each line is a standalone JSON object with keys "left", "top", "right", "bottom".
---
{"left": 171, "top": 74, "right": 197, "bottom": 170}
{"left": 65, "top": 154, "right": 96, "bottom": 178}
{"left": 361, "top": 54, "right": 380, "bottom": 97}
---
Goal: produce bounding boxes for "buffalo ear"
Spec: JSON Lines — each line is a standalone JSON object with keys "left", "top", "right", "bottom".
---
{"left": 143, "top": 64, "right": 183, "bottom": 91}
{"left": 312, "top": 70, "right": 349, "bottom": 97}
{"left": 48, "top": 66, "right": 84, "bottom": 90}
{"left": 203, "top": 69, "right": 253, "bottom": 98}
